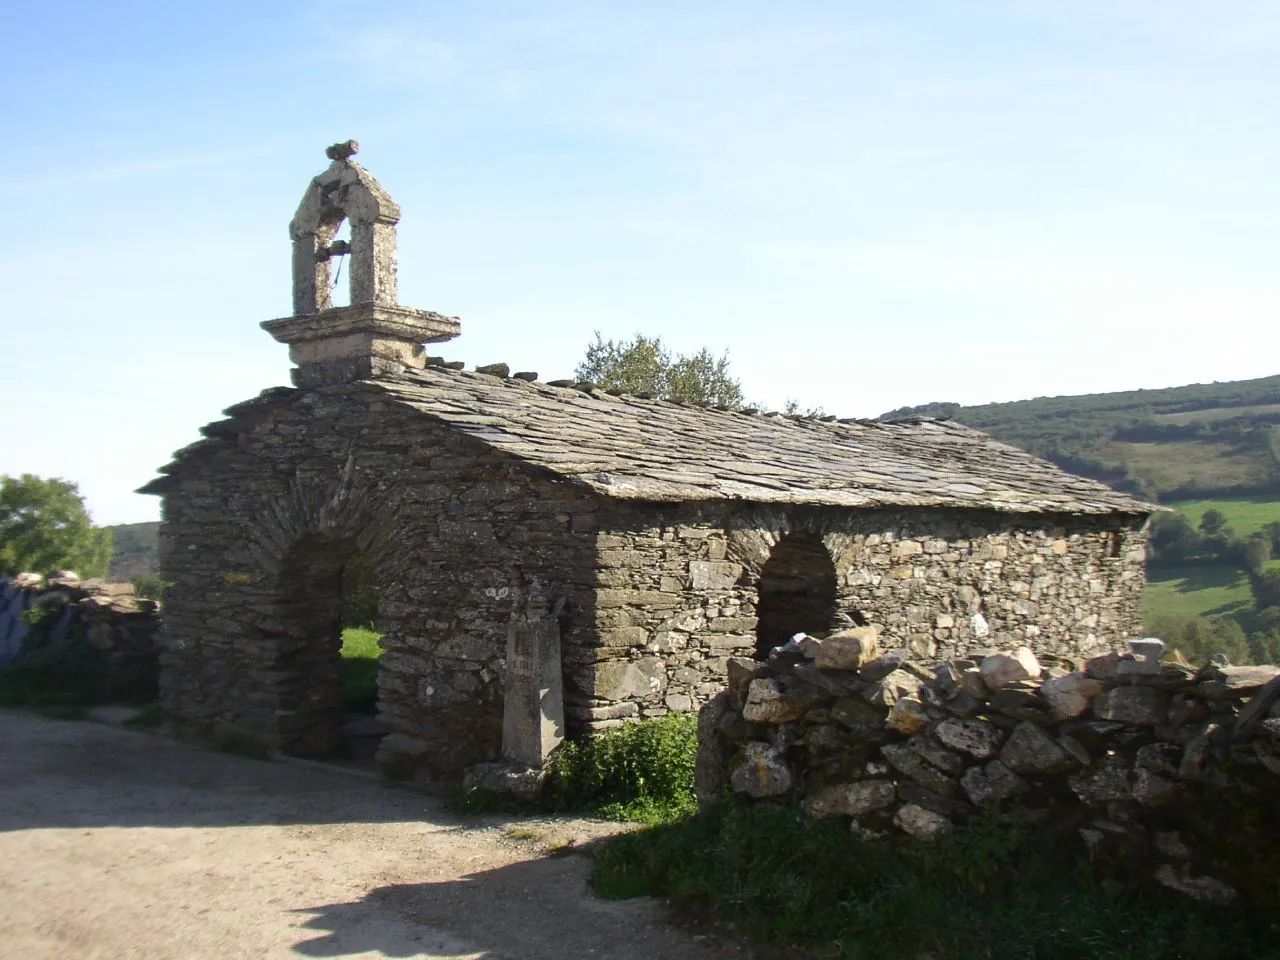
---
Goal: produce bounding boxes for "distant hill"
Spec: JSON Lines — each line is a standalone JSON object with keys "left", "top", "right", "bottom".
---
{"left": 107, "top": 521, "right": 160, "bottom": 582}
{"left": 882, "top": 374, "right": 1280, "bottom": 502}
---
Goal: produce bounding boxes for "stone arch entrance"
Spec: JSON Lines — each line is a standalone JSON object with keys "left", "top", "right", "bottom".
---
{"left": 271, "top": 532, "right": 383, "bottom": 757}
{"left": 754, "top": 531, "right": 838, "bottom": 658}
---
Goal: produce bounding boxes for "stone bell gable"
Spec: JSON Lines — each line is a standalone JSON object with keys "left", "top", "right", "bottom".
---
{"left": 141, "top": 142, "right": 1157, "bottom": 782}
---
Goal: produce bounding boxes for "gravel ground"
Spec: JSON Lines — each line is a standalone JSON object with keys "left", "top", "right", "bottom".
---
{"left": 0, "top": 710, "right": 750, "bottom": 960}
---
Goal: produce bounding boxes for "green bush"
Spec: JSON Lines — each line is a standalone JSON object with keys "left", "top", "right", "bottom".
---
{"left": 543, "top": 713, "right": 697, "bottom": 823}
{"left": 451, "top": 713, "right": 699, "bottom": 824}
{"left": 592, "top": 800, "right": 1278, "bottom": 960}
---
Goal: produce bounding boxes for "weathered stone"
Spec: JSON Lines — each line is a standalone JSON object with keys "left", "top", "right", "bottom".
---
{"left": 979, "top": 647, "right": 1042, "bottom": 691}
{"left": 859, "top": 652, "right": 907, "bottom": 683}
{"left": 895, "top": 783, "right": 975, "bottom": 819}
{"left": 959, "top": 760, "right": 1028, "bottom": 806}
{"left": 812, "top": 626, "right": 879, "bottom": 671}
{"left": 1154, "top": 830, "right": 1191, "bottom": 860}
{"left": 882, "top": 742, "right": 958, "bottom": 796}
{"left": 688, "top": 560, "right": 743, "bottom": 591}
{"left": 1083, "top": 652, "right": 1123, "bottom": 681}
{"left": 1039, "top": 672, "right": 1106, "bottom": 719}
{"left": 1069, "top": 760, "right": 1131, "bottom": 805}
{"left": 1129, "top": 768, "right": 1179, "bottom": 807}
{"left": 1154, "top": 864, "right": 1237, "bottom": 905}
{"left": 863, "top": 669, "right": 924, "bottom": 707}
{"left": 590, "top": 658, "right": 669, "bottom": 701}
{"left": 1197, "top": 666, "right": 1280, "bottom": 700}
{"left": 957, "top": 666, "right": 991, "bottom": 699}
{"left": 461, "top": 761, "right": 546, "bottom": 799}
{"left": 831, "top": 695, "right": 886, "bottom": 729}
{"left": 1093, "top": 686, "right": 1167, "bottom": 726}
{"left": 907, "top": 734, "right": 966, "bottom": 774}
{"left": 999, "top": 721, "right": 1074, "bottom": 776}
{"left": 743, "top": 677, "right": 814, "bottom": 724}
{"left": 894, "top": 803, "right": 951, "bottom": 838}
{"left": 886, "top": 696, "right": 931, "bottom": 735}
{"left": 802, "top": 780, "right": 897, "bottom": 819}
{"left": 935, "top": 718, "right": 1003, "bottom": 759}
{"left": 502, "top": 618, "right": 564, "bottom": 767}
{"left": 726, "top": 657, "right": 769, "bottom": 709}
{"left": 1134, "top": 742, "right": 1181, "bottom": 777}
{"left": 730, "top": 741, "right": 794, "bottom": 798}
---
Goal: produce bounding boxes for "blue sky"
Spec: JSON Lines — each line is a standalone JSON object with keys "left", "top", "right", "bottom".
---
{"left": 2, "top": 1, "right": 1277, "bottom": 524}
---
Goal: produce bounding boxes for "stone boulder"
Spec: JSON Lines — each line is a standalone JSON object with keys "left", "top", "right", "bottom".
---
{"left": 812, "top": 626, "right": 880, "bottom": 671}
{"left": 979, "top": 647, "right": 1042, "bottom": 691}
{"left": 959, "top": 760, "right": 1028, "bottom": 806}
{"left": 730, "top": 741, "right": 794, "bottom": 798}
{"left": 801, "top": 779, "right": 896, "bottom": 820}
{"left": 1039, "top": 672, "right": 1106, "bottom": 719}
{"left": 1093, "top": 686, "right": 1168, "bottom": 726}
{"left": 999, "top": 721, "right": 1074, "bottom": 776}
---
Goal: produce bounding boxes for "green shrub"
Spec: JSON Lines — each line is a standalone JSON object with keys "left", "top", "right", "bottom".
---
{"left": 543, "top": 713, "right": 697, "bottom": 823}
{"left": 592, "top": 800, "right": 1278, "bottom": 959}
{"left": 449, "top": 713, "right": 699, "bottom": 823}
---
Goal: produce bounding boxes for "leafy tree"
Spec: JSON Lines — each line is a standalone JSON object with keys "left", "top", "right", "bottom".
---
{"left": 1251, "top": 568, "right": 1280, "bottom": 611}
{"left": 575, "top": 332, "right": 744, "bottom": 408}
{"left": 0, "top": 475, "right": 111, "bottom": 579}
{"left": 1240, "top": 533, "right": 1273, "bottom": 574}
{"left": 1198, "top": 508, "right": 1231, "bottom": 538}
{"left": 1147, "top": 513, "right": 1202, "bottom": 567}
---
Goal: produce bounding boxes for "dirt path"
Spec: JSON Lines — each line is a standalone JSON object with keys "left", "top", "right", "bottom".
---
{"left": 0, "top": 711, "right": 746, "bottom": 960}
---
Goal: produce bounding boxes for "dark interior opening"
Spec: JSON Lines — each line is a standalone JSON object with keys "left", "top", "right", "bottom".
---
{"left": 273, "top": 535, "right": 385, "bottom": 761}
{"left": 754, "top": 532, "right": 839, "bottom": 658}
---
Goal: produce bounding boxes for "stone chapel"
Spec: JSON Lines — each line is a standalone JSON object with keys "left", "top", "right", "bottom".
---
{"left": 142, "top": 142, "right": 1156, "bottom": 780}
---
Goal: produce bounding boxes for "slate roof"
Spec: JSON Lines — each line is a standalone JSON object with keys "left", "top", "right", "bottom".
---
{"left": 144, "top": 365, "right": 1156, "bottom": 515}
{"left": 372, "top": 367, "right": 1153, "bottom": 515}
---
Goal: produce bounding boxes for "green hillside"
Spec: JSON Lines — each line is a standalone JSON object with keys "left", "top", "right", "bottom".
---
{"left": 106, "top": 521, "right": 160, "bottom": 582}
{"left": 882, "top": 374, "right": 1280, "bottom": 501}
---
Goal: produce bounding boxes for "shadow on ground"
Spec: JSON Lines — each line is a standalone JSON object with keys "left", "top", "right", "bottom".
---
{"left": 288, "top": 855, "right": 746, "bottom": 960}
{"left": 0, "top": 708, "right": 454, "bottom": 831}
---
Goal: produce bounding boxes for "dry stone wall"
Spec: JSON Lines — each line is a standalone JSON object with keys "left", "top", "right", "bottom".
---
{"left": 0, "top": 572, "right": 160, "bottom": 673}
{"left": 697, "top": 630, "right": 1280, "bottom": 907}
{"left": 570, "top": 503, "right": 1146, "bottom": 732}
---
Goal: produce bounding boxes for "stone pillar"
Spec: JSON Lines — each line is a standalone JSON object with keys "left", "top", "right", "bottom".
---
{"left": 502, "top": 618, "right": 564, "bottom": 768}
{"left": 350, "top": 220, "right": 398, "bottom": 306}
{"left": 292, "top": 237, "right": 332, "bottom": 315}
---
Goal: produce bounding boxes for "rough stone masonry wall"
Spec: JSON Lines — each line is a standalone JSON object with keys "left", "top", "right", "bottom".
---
{"left": 698, "top": 633, "right": 1280, "bottom": 907}
{"left": 0, "top": 573, "right": 160, "bottom": 672}
{"left": 157, "top": 386, "right": 597, "bottom": 779}
{"left": 569, "top": 502, "right": 1147, "bottom": 732}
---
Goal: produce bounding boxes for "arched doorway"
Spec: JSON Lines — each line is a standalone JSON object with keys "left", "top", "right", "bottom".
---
{"left": 755, "top": 532, "right": 838, "bottom": 658}
{"left": 271, "top": 534, "right": 384, "bottom": 758}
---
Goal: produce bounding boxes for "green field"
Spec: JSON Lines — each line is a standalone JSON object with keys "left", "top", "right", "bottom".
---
{"left": 1165, "top": 496, "right": 1280, "bottom": 537}
{"left": 1143, "top": 564, "right": 1253, "bottom": 624}
{"left": 340, "top": 627, "right": 381, "bottom": 713}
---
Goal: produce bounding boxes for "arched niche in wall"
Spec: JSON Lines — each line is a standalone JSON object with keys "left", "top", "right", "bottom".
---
{"left": 754, "top": 531, "right": 839, "bottom": 658}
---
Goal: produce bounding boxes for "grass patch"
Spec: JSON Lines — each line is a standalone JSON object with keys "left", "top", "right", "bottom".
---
{"left": 1165, "top": 496, "right": 1280, "bottom": 538}
{"left": 592, "top": 801, "right": 1278, "bottom": 960}
{"left": 1100, "top": 441, "right": 1276, "bottom": 496}
{"left": 451, "top": 713, "right": 698, "bottom": 825}
{"left": 340, "top": 627, "right": 381, "bottom": 714}
{"left": 1143, "top": 564, "right": 1254, "bottom": 623}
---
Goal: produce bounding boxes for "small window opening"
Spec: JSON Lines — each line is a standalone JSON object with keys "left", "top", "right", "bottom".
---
{"left": 755, "top": 532, "right": 839, "bottom": 658}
